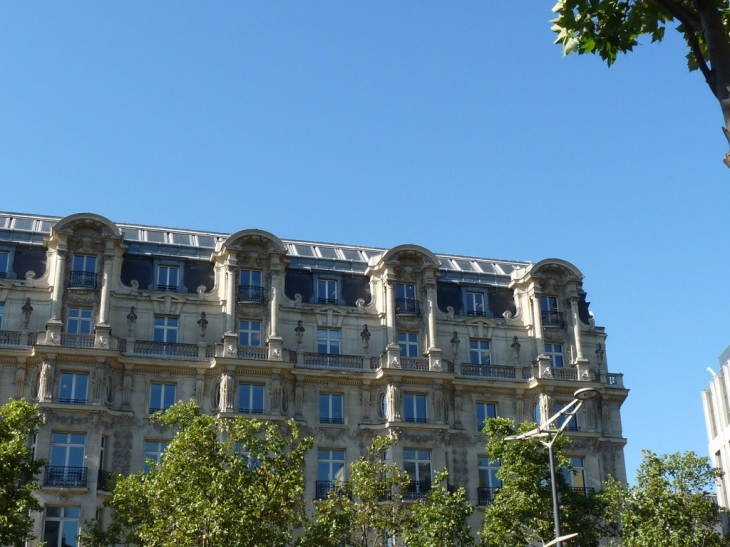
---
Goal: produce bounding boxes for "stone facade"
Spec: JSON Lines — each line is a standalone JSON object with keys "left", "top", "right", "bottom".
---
{"left": 703, "top": 346, "right": 730, "bottom": 508}
{"left": 0, "top": 211, "right": 628, "bottom": 544}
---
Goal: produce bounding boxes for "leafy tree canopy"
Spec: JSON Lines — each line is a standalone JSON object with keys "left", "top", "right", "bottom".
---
{"left": 0, "top": 399, "right": 45, "bottom": 547}
{"left": 480, "top": 417, "right": 611, "bottom": 547}
{"left": 602, "top": 450, "right": 730, "bottom": 547}
{"left": 551, "top": 0, "right": 730, "bottom": 164}
{"left": 82, "top": 401, "right": 315, "bottom": 547}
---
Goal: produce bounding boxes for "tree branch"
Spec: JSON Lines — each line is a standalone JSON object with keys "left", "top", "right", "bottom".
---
{"left": 652, "top": 0, "right": 715, "bottom": 91}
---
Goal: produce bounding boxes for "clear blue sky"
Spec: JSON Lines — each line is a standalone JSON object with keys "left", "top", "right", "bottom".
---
{"left": 1, "top": 2, "right": 726, "bottom": 483}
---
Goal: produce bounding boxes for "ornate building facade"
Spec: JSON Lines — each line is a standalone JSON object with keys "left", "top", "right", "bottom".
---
{"left": 703, "top": 346, "right": 730, "bottom": 509}
{"left": 0, "top": 211, "right": 628, "bottom": 545}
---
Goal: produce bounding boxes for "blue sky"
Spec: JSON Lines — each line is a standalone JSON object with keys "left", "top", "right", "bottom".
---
{"left": 1, "top": 2, "right": 726, "bottom": 482}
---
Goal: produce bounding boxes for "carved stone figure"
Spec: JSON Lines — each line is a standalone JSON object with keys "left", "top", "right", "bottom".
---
{"left": 197, "top": 312, "right": 208, "bottom": 341}
{"left": 38, "top": 360, "right": 54, "bottom": 402}
{"left": 220, "top": 370, "right": 234, "bottom": 412}
{"left": 271, "top": 376, "right": 282, "bottom": 414}
{"left": 454, "top": 393, "right": 463, "bottom": 426}
{"left": 126, "top": 307, "right": 137, "bottom": 338}
{"left": 195, "top": 377, "right": 205, "bottom": 407}
{"left": 122, "top": 372, "right": 133, "bottom": 408}
{"left": 539, "top": 393, "right": 550, "bottom": 426}
{"left": 595, "top": 343, "right": 605, "bottom": 366}
{"left": 601, "top": 401, "right": 611, "bottom": 436}
{"left": 295, "top": 321, "right": 305, "bottom": 349}
{"left": 434, "top": 385, "right": 445, "bottom": 423}
{"left": 360, "top": 325, "right": 371, "bottom": 353}
{"left": 450, "top": 332, "right": 460, "bottom": 360}
{"left": 511, "top": 336, "right": 521, "bottom": 364}
{"left": 361, "top": 388, "right": 371, "bottom": 422}
{"left": 92, "top": 364, "right": 105, "bottom": 402}
{"left": 14, "top": 366, "right": 25, "bottom": 399}
{"left": 21, "top": 298, "right": 33, "bottom": 329}
{"left": 295, "top": 383, "right": 303, "bottom": 418}
{"left": 386, "top": 384, "right": 401, "bottom": 422}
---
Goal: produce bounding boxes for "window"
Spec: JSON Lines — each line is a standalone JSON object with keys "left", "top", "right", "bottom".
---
{"left": 144, "top": 441, "right": 168, "bottom": 472}
{"left": 153, "top": 316, "right": 178, "bottom": 343}
{"left": 562, "top": 457, "right": 586, "bottom": 492}
{"left": 239, "top": 269, "right": 264, "bottom": 302}
{"left": 48, "top": 433, "right": 86, "bottom": 487}
{"left": 317, "top": 279, "right": 338, "bottom": 305}
{"left": 150, "top": 383, "right": 176, "bottom": 413}
{"left": 59, "top": 373, "right": 88, "bottom": 404}
{"left": 157, "top": 265, "right": 180, "bottom": 292}
{"left": 544, "top": 343, "right": 564, "bottom": 368}
{"left": 476, "top": 403, "right": 497, "bottom": 431}
{"left": 67, "top": 308, "right": 93, "bottom": 334}
{"left": 470, "top": 340, "right": 491, "bottom": 365}
{"left": 320, "top": 393, "right": 344, "bottom": 424}
{"left": 404, "top": 393, "right": 428, "bottom": 423}
{"left": 540, "top": 295, "right": 563, "bottom": 326}
{"left": 239, "top": 383, "right": 265, "bottom": 414}
{"left": 43, "top": 507, "right": 80, "bottom": 547}
{"left": 70, "top": 254, "right": 97, "bottom": 289}
{"left": 398, "top": 332, "right": 419, "bottom": 357}
{"left": 395, "top": 283, "right": 418, "bottom": 315}
{"left": 239, "top": 320, "right": 262, "bottom": 347}
{"left": 404, "top": 449, "right": 431, "bottom": 498}
{"left": 0, "top": 304, "right": 3, "bottom": 330}
{"left": 478, "top": 456, "right": 502, "bottom": 505}
{"left": 555, "top": 402, "right": 579, "bottom": 431}
{"left": 0, "top": 251, "right": 8, "bottom": 278}
{"left": 466, "top": 292, "right": 487, "bottom": 316}
{"left": 318, "top": 329, "right": 340, "bottom": 354}
{"left": 317, "top": 449, "right": 346, "bottom": 499}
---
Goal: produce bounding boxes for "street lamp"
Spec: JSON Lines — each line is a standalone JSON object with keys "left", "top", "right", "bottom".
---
{"left": 504, "top": 387, "right": 600, "bottom": 547}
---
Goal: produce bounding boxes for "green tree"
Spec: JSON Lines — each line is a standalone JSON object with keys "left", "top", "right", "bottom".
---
{"left": 480, "top": 417, "right": 610, "bottom": 547}
{"left": 602, "top": 450, "right": 730, "bottom": 547}
{"left": 82, "top": 401, "right": 314, "bottom": 547}
{"left": 302, "top": 437, "right": 474, "bottom": 547}
{"left": 0, "top": 399, "right": 46, "bottom": 547}
{"left": 551, "top": 0, "right": 730, "bottom": 165}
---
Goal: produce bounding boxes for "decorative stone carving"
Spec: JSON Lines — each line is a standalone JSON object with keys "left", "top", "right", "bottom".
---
{"left": 434, "top": 385, "right": 445, "bottom": 423}
{"left": 360, "top": 325, "right": 371, "bottom": 353}
{"left": 195, "top": 376, "right": 205, "bottom": 408}
{"left": 21, "top": 298, "right": 33, "bottom": 329}
{"left": 295, "top": 382, "right": 303, "bottom": 418}
{"left": 92, "top": 363, "right": 106, "bottom": 403}
{"left": 122, "top": 370, "right": 133, "bottom": 408}
{"left": 197, "top": 312, "right": 208, "bottom": 341}
{"left": 271, "top": 375, "right": 282, "bottom": 414}
{"left": 38, "top": 360, "right": 54, "bottom": 402}
{"left": 595, "top": 343, "right": 605, "bottom": 366}
{"left": 126, "top": 307, "right": 137, "bottom": 337}
{"left": 450, "top": 332, "right": 460, "bottom": 361}
{"left": 220, "top": 370, "right": 234, "bottom": 412}
{"left": 511, "top": 336, "right": 521, "bottom": 364}
{"left": 14, "top": 365, "right": 25, "bottom": 399}
{"left": 295, "top": 321, "right": 305, "bottom": 349}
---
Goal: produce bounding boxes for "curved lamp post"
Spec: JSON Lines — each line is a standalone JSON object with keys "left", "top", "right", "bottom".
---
{"left": 504, "top": 387, "right": 600, "bottom": 547}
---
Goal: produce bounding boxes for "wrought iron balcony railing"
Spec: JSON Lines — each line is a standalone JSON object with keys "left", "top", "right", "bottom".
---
{"left": 97, "top": 470, "right": 112, "bottom": 491}
{"left": 315, "top": 480, "right": 351, "bottom": 500}
{"left": 44, "top": 466, "right": 87, "bottom": 487}
{"left": 317, "top": 298, "right": 338, "bottom": 305}
{"left": 477, "top": 486, "right": 500, "bottom": 505}
{"left": 405, "top": 480, "right": 431, "bottom": 499}
{"left": 156, "top": 284, "right": 179, "bottom": 292}
{"left": 466, "top": 310, "right": 487, "bottom": 317}
{"left": 320, "top": 416, "right": 345, "bottom": 425}
{"left": 238, "top": 285, "right": 265, "bottom": 303}
{"left": 238, "top": 407, "right": 265, "bottom": 415}
{"left": 58, "top": 397, "right": 87, "bottom": 405}
{"left": 404, "top": 416, "right": 428, "bottom": 424}
{"left": 69, "top": 271, "right": 97, "bottom": 289}
{"left": 395, "top": 298, "right": 419, "bottom": 316}
{"left": 541, "top": 310, "right": 565, "bottom": 327}
{"left": 570, "top": 486, "right": 595, "bottom": 497}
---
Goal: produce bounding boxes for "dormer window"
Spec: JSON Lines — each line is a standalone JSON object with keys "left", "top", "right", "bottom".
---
{"left": 466, "top": 292, "right": 486, "bottom": 317}
{"left": 540, "top": 296, "right": 563, "bottom": 326}
{"left": 395, "top": 283, "right": 418, "bottom": 316}
{"left": 239, "top": 270, "right": 264, "bottom": 303}
{"left": 157, "top": 265, "right": 179, "bottom": 292}
{"left": 317, "top": 279, "right": 338, "bottom": 305}
{"left": 0, "top": 251, "right": 8, "bottom": 278}
{"left": 70, "top": 255, "right": 97, "bottom": 289}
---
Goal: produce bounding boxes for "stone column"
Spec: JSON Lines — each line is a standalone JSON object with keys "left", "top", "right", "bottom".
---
{"left": 225, "top": 259, "right": 238, "bottom": 334}
{"left": 569, "top": 296, "right": 584, "bottom": 361}
{"left": 50, "top": 249, "right": 67, "bottom": 321}
{"left": 425, "top": 280, "right": 438, "bottom": 350}
{"left": 384, "top": 278, "right": 396, "bottom": 344}
{"left": 531, "top": 294, "right": 545, "bottom": 355}
{"left": 38, "top": 358, "right": 55, "bottom": 403}
{"left": 98, "top": 245, "right": 114, "bottom": 325}
{"left": 268, "top": 276, "right": 283, "bottom": 360}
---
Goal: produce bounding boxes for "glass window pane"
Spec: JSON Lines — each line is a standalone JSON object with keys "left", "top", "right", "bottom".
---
{"left": 295, "top": 245, "right": 315, "bottom": 256}
{"left": 13, "top": 218, "right": 34, "bottom": 230}
{"left": 317, "top": 247, "right": 338, "bottom": 259}
{"left": 146, "top": 231, "right": 165, "bottom": 242}
{"left": 197, "top": 235, "right": 216, "bottom": 247}
{"left": 341, "top": 249, "right": 363, "bottom": 261}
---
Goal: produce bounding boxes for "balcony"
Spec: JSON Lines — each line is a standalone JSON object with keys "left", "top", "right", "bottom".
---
{"left": 58, "top": 396, "right": 87, "bottom": 405}
{"left": 61, "top": 333, "right": 96, "bottom": 349}
{"left": 404, "top": 416, "right": 428, "bottom": 424}
{"left": 237, "top": 346, "right": 268, "bottom": 360}
{"left": 548, "top": 367, "right": 578, "bottom": 381}
{"left": 320, "top": 416, "right": 345, "bottom": 425}
{"left": 395, "top": 298, "right": 419, "bottom": 316}
{"left": 69, "top": 271, "right": 97, "bottom": 289}
{"left": 405, "top": 480, "right": 431, "bottom": 499}
{"left": 238, "top": 285, "right": 265, "bottom": 303}
{"left": 128, "top": 341, "right": 199, "bottom": 359}
{"left": 541, "top": 310, "right": 565, "bottom": 327}
{"left": 466, "top": 310, "right": 487, "bottom": 317}
{"left": 301, "top": 353, "right": 364, "bottom": 370}
{"left": 477, "top": 486, "right": 499, "bottom": 505}
{"left": 238, "top": 407, "right": 265, "bottom": 415}
{"left": 44, "top": 466, "right": 87, "bottom": 487}
{"left": 156, "top": 284, "right": 179, "bottom": 292}
{"left": 315, "top": 481, "right": 351, "bottom": 500}
{"left": 461, "top": 364, "right": 516, "bottom": 379}
{"left": 570, "top": 486, "right": 595, "bottom": 497}
{"left": 401, "top": 357, "right": 429, "bottom": 371}
{"left": 97, "top": 470, "right": 112, "bottom": 491}
{"left": 0, "top": 331, "right": 22, "bottom": 347}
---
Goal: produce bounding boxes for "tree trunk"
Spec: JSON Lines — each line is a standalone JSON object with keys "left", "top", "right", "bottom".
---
{"left": 694, "top": 0, "right": 730, "bottom": 132}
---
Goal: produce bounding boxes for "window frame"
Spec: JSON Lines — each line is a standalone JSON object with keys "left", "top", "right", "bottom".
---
{"left": 318, "top": 328, "right": 340, "bottom": 355}
{"left": 149, "top": 383, "right": 176, "bottom": 413}
{"left": 476, "top": 402, "right": 497, "bottom": 431}
{"left": 0, "top": 248, "right": 13, "bottom": 279}
{"left": 544, "top": 343, "right": 564, "bottom": 368}
{"left": 43, "top": 506, "right": 81, "bottom": 547}
{"left": 238, "top": 383, "right": 265, "bottom": 414}
{"left": 469, "top": 339, "right": 491, "bottom": 365}
{"left": 238, "top": 320, "right": 262, "bottom": 347}
{"left": 465, "top": 291, "right": 488, "bottom": 317}
{"left": 555, "top": 402, "right": 579, "bottom": 431}
{"left": 153, "top": 316, "right": 178, "bottom": 344}
{"left": 398, "top": 332, "right": 419, "bottom": 358}
{"left": 66, "top": 307, "right": 93, "bottom": 334}
{"left": 58, "top": 373, "right": 89, "bottom": 405}
{"left": 144, "top": 440, "right": 169, "bottom": 473}
{"left": 395, "top": 283, "right": 419, "bottom": 315}
{"left": 70, "top": 254, "right": 97, "bottom": 289}
{"left": 404, "top": 393, "right": 428, "bottom": 423}
{"left": 403, "top": 448, "right": 432, "bottom": 498}
{"left": 238, "top": 269, "right": 264, "bottom": 303}
{"left": 156, "top": 264, "right": 180, "bottom": 292}
{"left": 317, "top": 278, "right": 339, "bottom": 305}
{"left": 319, "top": 393, "right": 344, "bottom": 424}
